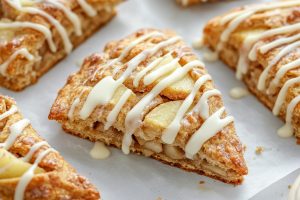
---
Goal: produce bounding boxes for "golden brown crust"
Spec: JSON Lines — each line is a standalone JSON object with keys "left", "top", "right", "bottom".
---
{"left": 0, "top": 0, "right": 122, "bottom": 91}
{"left": 49, "top": 28, "right": 247, "bottom": 185}
{"left": 0, "top": 95, "right": 100, "bottom": 200}
{"left": 203, "top": 1, "right": 300, "bottom": 141}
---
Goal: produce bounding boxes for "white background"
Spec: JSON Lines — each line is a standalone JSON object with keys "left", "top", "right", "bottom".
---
{"left": 1, "top": 0, "right": 299, "bottom": 199}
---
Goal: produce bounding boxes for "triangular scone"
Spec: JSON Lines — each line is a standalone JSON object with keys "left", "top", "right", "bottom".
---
{"left": 203, "top": 1, "right": 300, "bottom": 141}
{"left": 49, "top": 28, "right": 248, "bottom": 184}
{"left": 0, "top": 0, "right": 121, "bottom": 91}
{"left": 0, "top": 95, "right": 100, "bottom": 200}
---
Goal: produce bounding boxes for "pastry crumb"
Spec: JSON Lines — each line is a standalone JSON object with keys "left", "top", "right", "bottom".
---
{"left": 156, "top": 197, "right": 163, "bottom": 200}
{"left": 288, "top": 185, "right": 292, "bottom": 189}
{"left": 255, "top": 146, "right": 264, "bottom": 155}
{"left": 199, "top": 181, "right": 205, "bottom": 184}
{"left": 75, "top": 60, "right": 83, "bottom": 67}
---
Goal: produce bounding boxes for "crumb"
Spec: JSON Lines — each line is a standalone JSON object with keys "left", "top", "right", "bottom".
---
{"left": 255, "top": 146, "right": 264, "bottom": 155}
{"left": 75, "top": 60, "right": 82, "bottom": 67}
{"left": 156, "top": 197, "right": 163, "bottom": 200}
{"left": 288, "top": 185, "right": 292, "bottom": 189}
{"left": 199, "top": 181, "right": 205, "bottom": 184}
{"left": 243, "top": 145, "right": 247, "bottom": 152}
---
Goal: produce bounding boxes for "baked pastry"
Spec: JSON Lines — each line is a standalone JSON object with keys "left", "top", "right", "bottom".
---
{"left": 0, "top": 95, "right": 100, "bottom": 199}
{"left": 49, "top": 28, "right": 248, "bottom": 184}
{"left": 0, "top": 0, "right": 121, "bottom": 91}
{"left": 177, "top": 0, "right": 218, "bottom": 7}
{"left": 203, "top": 0, "right": 300, "bottom": 141}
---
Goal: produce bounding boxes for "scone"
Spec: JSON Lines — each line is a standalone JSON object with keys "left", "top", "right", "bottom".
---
{"left": 0, "top": 0, "right": 122, "bottom": 91}
{"left": 49, "top": 28, "right": 248, "bottom": 185}
{"left": 0, "top": 95, "right": 100, "bottom": 200}
{"left": 203, "top": 0, "right": 300, "bottom": 141}
{"left": 177, "top": 0, "right": 218, "bottom": 7}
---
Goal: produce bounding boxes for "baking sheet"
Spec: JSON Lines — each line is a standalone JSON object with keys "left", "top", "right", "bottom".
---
{"left": 1, "top": 0, "right": 300, "bottom": 199}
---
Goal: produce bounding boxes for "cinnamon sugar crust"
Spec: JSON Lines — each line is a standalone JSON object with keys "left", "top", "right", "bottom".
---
{"left": 0, "top": 0, "right": 121, "bottom": 91}
{"left": 0, "top": 95, "right": 100, "bottom": 200}
{"left": 49, "top": 28, "right": 248, "bottom": 185}
{"left": 203, "top": 1, "right": 300, "bottom": 142}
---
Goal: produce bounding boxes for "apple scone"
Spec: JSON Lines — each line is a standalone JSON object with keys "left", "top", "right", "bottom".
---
{"left": 0, "top": 0, "right": 121, "bottom": 91}
{"left": 0, "top": 95, "right": 100, "bottom": 200}
{"left": 203, "top": 0, "right": 300, "bottom": 141}
{"left": 49, "top": 28, "right": 248, "bottom": 184}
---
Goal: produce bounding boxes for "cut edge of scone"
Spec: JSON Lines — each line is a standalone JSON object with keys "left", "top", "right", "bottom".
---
{"left": 203, "top": 1, "right": 300, "bottom": 142}
{"left": 0, "top": 0, "right": 122, "bottom": 91}
{"left": 49, "top": 28, "right": 248, "bottom": 185}
{"left": 0, "top": 95, "right": 100, "bottom": 199}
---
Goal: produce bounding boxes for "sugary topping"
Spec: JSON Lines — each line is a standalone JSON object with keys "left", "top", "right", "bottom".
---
{"left": 69, "top": 31, "right": 234, "bottom": 159}
{"left": 0, "top": 102, "right": 53, "bottom": 200}
{"left": 212, "top": 1, "right": 300, "bottom": 138}
{"left": 0, "top": 0, "right": 96, "bottom": 76}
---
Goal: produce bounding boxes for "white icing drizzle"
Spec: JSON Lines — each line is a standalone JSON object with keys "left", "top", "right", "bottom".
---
{"left": 133, "top": 56, "right": 164, "bottom": 87}
{"left": 273, "top": 77, "right": 300, "bottom": 116}
{"left": 68, "top": 98, "right": 81, "bottom": 119}
{"left": 193, "top": 89, "right": 221, "bottom": 119}
{"left": 0, "top": 105, "right": 18, "bottom": 121}
{"left": 161, "top": 74, "right": 212, "bottom": 144}
{"left": 192, "top": 38, "right": 204, "bottom": 50}
{"left": 21, "top": 141, "right": 48, "bottom": 162}
{"left": 90, "top": 141, "right": 110, "bottom": 159}
{"left": 185, "top": 107, "right": 234, "bottom": 159}
{"left": 268, "top": 58, "right": 300, "bottom": 93}
{"left": 215, "top": 1, "right": 300, "bottom": 57}
{"left": 213, "top": 0, "right": 300, "bottom": 79}
{"left": 257, "top": 39, "right": 300, "bottom": 91}
{"left": 76, "top": 0, "right": 97, "bottom": 17}
{"left": 75, "top": 31, "right": 233, "bottom": 159}
{"left": 68, "top": 89, "right": 86, "bottom": 119}
{"left": 104, "top": 89, "right": 132, "bottom": 130}
{"left": 239, "top": 23, "right": 300, "bottom": 80}
{"left": 16, "top": 6, "right": 73, "bottom": 54}
{"left": 119, "top": 36, "right": 181, "bottom": 84}
{"left": 288, "top": 174, "right": 300, "bottom": 200}
{"left": 46, "top": 0, "right": 82, "bottom": 36}
{"left": 0, "top": 103, "right": 55, "bottom": 199}
{"left": 260, "top": 34, "right": 300, "bottom": 55}
{"left": 229, "top": 87, "right": 249, "bottom": 99}
{"left": 0, "top": 22, "right": 56, "bottom": 52}
{"left": 91, "top": 32, "right": 163, "bottom": 80}
{"left": 0, "top": 119, "right": 30, "bottom": 150}
{"left": 80, "top": 76, "right": 119, "bottom": 119}
{"left": 213, "top": 1, "right": 300, "bottom": 139}
{"left": 277, "top": 95, "right": 300, "bottom": 138}
{"left": 122, "top": 60, "right": 204, "bottom": 154}
{"left": 0, "top": 48, "right": 34, "bottom": 75}
{"left": 14, "top": 148, "right": 55, "bottom": 200}
{"left": 2, "top": 0, "right": 94, "bottom": 70}
{"left": 216, "top": 10, "right": 255, "bottom": 54}
{"left": 203, "top": 51, "right": 218, "bottom": 62}
{"left": 80, "top": 35, "right": 181, "bottom": 119}
{"left": 143, "top": 58, "right": 180, "bottom": 85}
